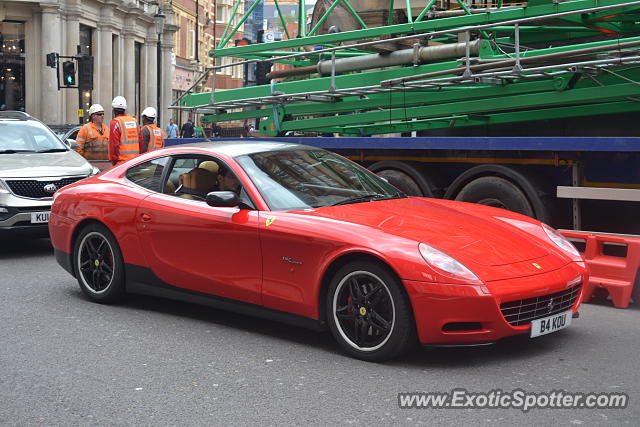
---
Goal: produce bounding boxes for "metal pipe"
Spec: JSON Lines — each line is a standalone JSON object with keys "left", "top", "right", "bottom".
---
{"left": 267, "top": 40, "right": 481, "bottom": 78}
{"left": 383, "top": 38, "right": 640, "bottom": 86}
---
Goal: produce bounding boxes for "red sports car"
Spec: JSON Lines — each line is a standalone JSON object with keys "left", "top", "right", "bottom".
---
{"left": 49, "top": 141, "right": 587, "bottom": 361}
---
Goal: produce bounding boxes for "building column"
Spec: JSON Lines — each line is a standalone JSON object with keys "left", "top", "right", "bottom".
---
{"left": 123, "top": 31, "right": 135, "bottom": 116}
{"left": 144, "top": 38, "right": 157, "bottom": 112}
{"left": 65, "top": 12, "right": 80, "bottom": 124}
{"left": 97, "top": 24, "right": 113, "bottom": 116}
{"left": 40, "top": 6, "right": 62, "bottom": 124}
{"left": 161, "top": 43, "right": 174, "bottom": 129}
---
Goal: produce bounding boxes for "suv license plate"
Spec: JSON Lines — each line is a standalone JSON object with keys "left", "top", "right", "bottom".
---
{"left": 530, "top": 310, "right": 572, "bottom": 338}
{"left": 31, "top": 212, "right": 50, "bottom": 224}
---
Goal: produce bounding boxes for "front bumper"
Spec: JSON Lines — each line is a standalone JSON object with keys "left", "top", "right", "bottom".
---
{"left": 405, "top": 262, "right": 586, "bottom": 345}
{"left": 0, "top": 196, "right": 52, "bottom": 233}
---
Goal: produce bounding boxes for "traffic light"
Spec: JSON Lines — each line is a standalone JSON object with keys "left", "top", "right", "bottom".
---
{"left": 256, "top": 61, "right": 272, "bottom": 85}
{"left": 234, "top": 38, "right": 251, "bottom": 47}
{"left": 62, "top": 61, "right": 76, "bottom": 86}
{"left": 77, "top": 56, "right": 93, "bottom": 90}
{"left": 46, "top": 53, "right": 57, "bottom": 69}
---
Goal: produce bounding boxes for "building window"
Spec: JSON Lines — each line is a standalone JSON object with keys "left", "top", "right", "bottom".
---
{"left": 0, "top": 21, "right": 26, "bottom": 112}
{"left": 216, "top": 5, "right": 226, "bottom": 22}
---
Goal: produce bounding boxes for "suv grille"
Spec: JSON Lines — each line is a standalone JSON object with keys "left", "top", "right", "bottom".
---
{"left": 500, "top": 283, "right": 581, "bottom": 327}
{"left": 5, "top": 176, "right": 85, "bottom": 199}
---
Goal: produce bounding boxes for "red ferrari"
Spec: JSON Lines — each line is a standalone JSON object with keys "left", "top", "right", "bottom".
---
{"left": 49, "top": 142, "right": 587, "bottom": 361}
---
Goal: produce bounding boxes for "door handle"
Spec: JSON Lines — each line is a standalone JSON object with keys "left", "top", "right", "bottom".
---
{"left": 141, "top": 213, "right": 152, "bottom": 222}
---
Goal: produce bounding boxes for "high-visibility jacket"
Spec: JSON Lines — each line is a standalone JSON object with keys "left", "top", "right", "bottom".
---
{"left": 75, "top": 122, "right": 109, "bottom": 161}
{"left": 141, "top": 124, "right": 165, "bottom": 151}
{"left": 113, "top": 115, "right": 140, "bottom": 163}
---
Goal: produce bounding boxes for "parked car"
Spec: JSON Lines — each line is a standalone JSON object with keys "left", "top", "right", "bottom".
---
{"left": 48, "top": 124, "right": 81, "bottom": 143}
{"left": 0, "top": 112, "right": 99, "bottom": 235}
{"left": 49, "top": 141, "right": 587, "bottom": 361}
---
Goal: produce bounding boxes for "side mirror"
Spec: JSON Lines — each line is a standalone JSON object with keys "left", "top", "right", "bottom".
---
{"left": 206, "top": 191, "right": 240, "bottom": 208}
{"left": 66, "top": 138, "right": 79, "bottom": 150}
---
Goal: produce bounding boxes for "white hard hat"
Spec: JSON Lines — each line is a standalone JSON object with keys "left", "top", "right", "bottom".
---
{"left": 112, "top": 96, "right": 127, "bottom": 110}
{"left": 88, "top": 104, "right": 104, "bottom": 116}
{"left": 142, "top": 107, "right": 157, "bottom": 119}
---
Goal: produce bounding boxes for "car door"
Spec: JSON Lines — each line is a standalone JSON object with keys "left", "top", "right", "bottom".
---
{"left": 135, "top": 155, "right": 262, "bottom": 305}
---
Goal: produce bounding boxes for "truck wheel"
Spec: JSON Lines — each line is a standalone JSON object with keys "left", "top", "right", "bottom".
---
{"left": 376, "top": 169, "right": 424, "bottom": 196}
{"left": 454, "top": 176, "right": 535, "bottom": 217}
{"left": 369, "top": 161, "right": 440, "bottom": 197}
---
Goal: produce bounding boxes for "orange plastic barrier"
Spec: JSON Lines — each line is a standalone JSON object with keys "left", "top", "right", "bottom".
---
{"left": 560, "top": 230, "right": 640, "bottom": 309}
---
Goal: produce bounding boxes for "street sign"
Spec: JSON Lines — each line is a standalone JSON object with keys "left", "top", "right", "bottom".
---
{"left": 77, "top": 109, "right": 84, "bottom": 118}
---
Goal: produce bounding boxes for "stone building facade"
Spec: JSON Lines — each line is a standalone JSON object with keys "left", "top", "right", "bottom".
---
{"left": 1, "top": 0, "right": 177, "bottom": 127}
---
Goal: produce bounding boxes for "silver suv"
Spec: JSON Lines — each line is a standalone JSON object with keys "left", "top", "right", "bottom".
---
{"left": 0, "top": 112, "right": 98, "bottom": 235}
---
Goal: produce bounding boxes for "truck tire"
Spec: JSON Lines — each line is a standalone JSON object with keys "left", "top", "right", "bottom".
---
{"left": 632, "top": 271, "right": 640, "bottom": 305}
{"left": 454, "top": 176, "right": 535, "bottom": 217}
{"left": 368, "top": 161, "right": 440, "bottom": 197}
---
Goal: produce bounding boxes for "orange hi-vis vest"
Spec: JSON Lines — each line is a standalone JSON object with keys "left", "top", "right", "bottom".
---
{"left": 142, "top": 123, "right": 165, "bottom": 151}
{"left": 76, "top": 122, "right": 109, "bottom": 161}
{"left": 115, "top": 115, "right": 140, "bottom": 162}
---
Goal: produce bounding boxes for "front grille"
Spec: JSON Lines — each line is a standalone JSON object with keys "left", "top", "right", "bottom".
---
{"left": 5, "top": 176, "right": 85, "bottom": 199}
{"left": 500, "top": 283, "right": 581, "bottom": 327}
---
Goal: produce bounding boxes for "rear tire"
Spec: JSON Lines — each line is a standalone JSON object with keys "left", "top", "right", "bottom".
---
{"left": 326, "top": 261, "right": 416, "bottom": 361}
{"left": 73, "top": 223, "right": 125, "bottom": 303}
{"left": 454, "top": 176, "right": 535, "bottom": 217}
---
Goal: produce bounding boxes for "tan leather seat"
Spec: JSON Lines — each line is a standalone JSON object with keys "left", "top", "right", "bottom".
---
{"left": 164, "top": 180, "right": 176, "bottom": 194}
{"left": 177, "top": 168, "right": 217, "bottom": 200}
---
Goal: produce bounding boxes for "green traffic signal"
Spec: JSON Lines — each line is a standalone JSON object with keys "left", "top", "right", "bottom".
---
{"left": 62, "top": 61, "right": 76, "bottom": 86}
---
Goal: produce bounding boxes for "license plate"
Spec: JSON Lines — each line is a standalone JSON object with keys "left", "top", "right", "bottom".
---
{"left": 30, "top": 211, "right": 50, "bottom": 224}
{"left": 530, "top": 310, "right": 572, "bottom": 338}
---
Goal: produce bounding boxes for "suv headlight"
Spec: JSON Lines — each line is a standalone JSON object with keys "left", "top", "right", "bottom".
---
{"left": 542, "top": 223, "right": 581, "bottom": 258}
{"left": 419, "top": 243, "right": 480, "bottom": 282}
{"left": 0, "top": 179, "right": 9, "bottom": 194}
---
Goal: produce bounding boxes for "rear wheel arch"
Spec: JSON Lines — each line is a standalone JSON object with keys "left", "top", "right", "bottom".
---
{"left": 444, "top": 164, "right": 553, "bottom": 223}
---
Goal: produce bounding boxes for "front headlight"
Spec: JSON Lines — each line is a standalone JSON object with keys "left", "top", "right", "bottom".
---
{"left": 419, "top": 243, "right": 480, "bottom": 282}
{"left": 542, "top": 223, "right": 581, "bottom": 258}
{"left": 0, "top": 179, "right": 9, "bottom": 194}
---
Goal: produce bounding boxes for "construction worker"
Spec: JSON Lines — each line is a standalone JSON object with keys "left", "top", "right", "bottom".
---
{"left": 139, "top": 107, "right": 164, "bottom": 154}
{"left": 75, "top": 104, "right": 109, "bottom": 160}
{"left": 108, "top": 96, "right": 140, "bottom": 166}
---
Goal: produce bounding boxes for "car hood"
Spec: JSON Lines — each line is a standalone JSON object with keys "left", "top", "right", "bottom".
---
{"left": 309, "top": 197, "right": 550, "bottom": 267}
{"left": 0, "top": 150, "right": 92, "bottom": 178}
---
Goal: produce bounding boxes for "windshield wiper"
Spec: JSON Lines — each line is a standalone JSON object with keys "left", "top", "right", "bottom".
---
{"left": 0, "top": 149, "right": 36, "bottom": 154}
{"left": 330, "top": 194, "right": 394, "bottom": 206}
{"left": 36, "top": 148, "right": 68, "bottom": 153}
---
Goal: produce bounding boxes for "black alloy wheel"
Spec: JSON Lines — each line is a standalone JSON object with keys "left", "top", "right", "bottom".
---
{"left": 74, "top": 223, "right": 125, "bottom": 303}
{"left": 326, "top": 261, "right": 416, "bottom": 361}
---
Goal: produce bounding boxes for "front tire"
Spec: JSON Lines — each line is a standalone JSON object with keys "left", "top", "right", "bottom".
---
{"left": 326, "top": 261, "right": 416, "bottom": 361}
{"left": 73, "top": 223, "right": 125, "bottom": 303}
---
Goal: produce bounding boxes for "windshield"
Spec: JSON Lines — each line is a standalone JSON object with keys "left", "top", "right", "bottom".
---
{"left": 236, "top": 148, "right": 405, "bottom": 211}
{"left": 0, "top": 121, "right": 68, "bottom": 152}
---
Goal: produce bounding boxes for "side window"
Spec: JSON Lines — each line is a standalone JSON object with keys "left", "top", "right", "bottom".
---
{"left": 125, "top": 157, "right": 169, "bottom": 192}
{"left": 165, "top": 156, "right": 221, "bottom": 201}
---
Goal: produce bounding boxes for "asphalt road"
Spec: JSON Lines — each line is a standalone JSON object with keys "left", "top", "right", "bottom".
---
{"left": 1, "top": 237, "right": 638, "bottom": 426}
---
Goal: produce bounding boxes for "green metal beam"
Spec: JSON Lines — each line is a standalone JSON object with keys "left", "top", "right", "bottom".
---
{"left": 276, "top": 82, "right": 640, "bottom": 131}
{"left": 209, "top": 0, "right": 640, "bottom": 57}
{"left": 332, "top": 99, "right": 640, "bottom": 135}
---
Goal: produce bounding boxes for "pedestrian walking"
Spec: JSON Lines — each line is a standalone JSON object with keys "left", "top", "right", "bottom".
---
{"left": 75, "top": 104, "right": 109, "bottom": 160}
{"left": 180, "top": 117, "right": 195, "bottom": 138}
{"left": 108, "top": 96, "right": 140, "bottom": 166}
{"left": 140, "top": 107, "right": 165, "bottom": 154}
{"left": 166, "top": 118, "right": 178, "bottom": 139}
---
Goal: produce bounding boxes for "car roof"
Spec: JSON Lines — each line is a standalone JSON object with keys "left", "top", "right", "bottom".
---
{"left": 173, "top": 140, "right": 318, "bottom": 157}
{"left": 0, "top": 111, "right": 37, "bottom": 122}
